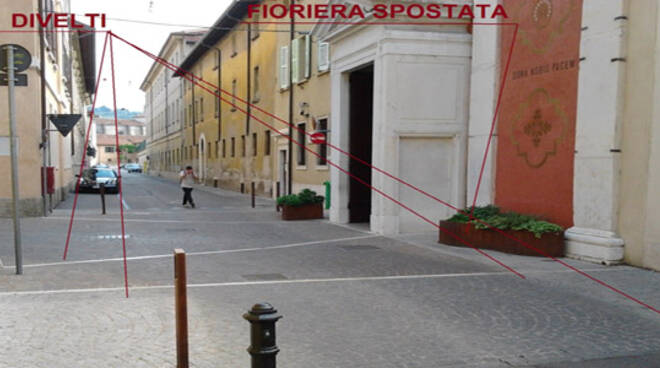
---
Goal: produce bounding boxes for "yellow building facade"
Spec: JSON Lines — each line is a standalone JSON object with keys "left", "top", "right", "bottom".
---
{"left": 0, "top": 0, "right": 95, "bottom": 216}
{"left": 177, "top": 0, "right": 331, "bottom": 198}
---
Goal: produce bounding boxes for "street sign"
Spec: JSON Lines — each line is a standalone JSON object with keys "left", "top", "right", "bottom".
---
{"left": 0, "top": 44, "right": 32, "bottom": 73}
{"left": 0, "top": 73, "right": 27, "bottom": 86}
{"left": 47, "top": 114, "right": 82, "bottom": 137}
{"left": 310, "top": 131, "right": 326, "bottom": 144}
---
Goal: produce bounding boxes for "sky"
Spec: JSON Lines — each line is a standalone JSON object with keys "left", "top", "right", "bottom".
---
{"left": 71, "top": 0, "right": 233, "bottom": 112}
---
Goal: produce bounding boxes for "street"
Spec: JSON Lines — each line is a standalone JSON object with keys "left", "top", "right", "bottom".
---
{"left": 1, "top": 172, "right": 660, "bottom": 368}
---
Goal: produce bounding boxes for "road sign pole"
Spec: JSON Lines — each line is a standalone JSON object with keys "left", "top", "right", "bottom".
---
{"left": 7, "top": 45, "right": 23, "bottom": 275}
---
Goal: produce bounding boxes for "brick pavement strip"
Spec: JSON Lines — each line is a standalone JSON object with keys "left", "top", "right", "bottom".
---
{"left": 1, "top": 174, "right": 660, "bottom": 367}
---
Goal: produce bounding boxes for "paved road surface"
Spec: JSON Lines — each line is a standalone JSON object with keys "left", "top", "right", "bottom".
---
{"left": 1, "top": 172, "right": 659, "bottom": 367}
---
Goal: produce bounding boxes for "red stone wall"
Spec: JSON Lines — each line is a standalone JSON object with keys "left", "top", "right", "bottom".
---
{"left": 495, "top": 0, "right": 583, "bottom": 228}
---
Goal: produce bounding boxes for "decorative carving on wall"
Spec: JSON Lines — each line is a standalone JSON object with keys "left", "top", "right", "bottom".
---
{"left": 509, "top": 88, "right": 569, "bottom": 168}
{"left": 516, "top": 0, "right": 577, "bottom": 55}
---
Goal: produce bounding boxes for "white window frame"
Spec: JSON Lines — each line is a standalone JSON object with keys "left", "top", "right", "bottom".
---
{"left": 279, "top": 46, "right": 290, "bottom": 89}
{"left": 318, "top": 42, "right": 330, "bottom": 73}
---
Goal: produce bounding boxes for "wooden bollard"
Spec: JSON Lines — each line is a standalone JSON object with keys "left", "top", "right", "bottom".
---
{"left": 174, "top": 249, "right": 189, "bottom": 368}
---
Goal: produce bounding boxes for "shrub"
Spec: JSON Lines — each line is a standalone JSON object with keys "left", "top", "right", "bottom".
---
{"left": 446, "top": 205, "right": 563, "bottom": 238}
{"left": 277, "top": 189, "right": 324, "bottom": 207}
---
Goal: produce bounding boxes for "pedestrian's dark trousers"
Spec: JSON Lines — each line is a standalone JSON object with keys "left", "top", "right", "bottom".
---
{"left": 182, "top": 187, "right": 194, "bottom": 205}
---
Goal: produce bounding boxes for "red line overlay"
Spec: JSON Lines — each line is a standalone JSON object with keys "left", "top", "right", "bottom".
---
{"left": 112, "top": 29, "right": 525, "bottom": 279}
{"left": 56, "top": 24, "right": 658, "bottom": 314}
{"left": 110, "top": 28, "right": 660, "bottom": 314}
{"left": 109, "top": 35, "right": 130, "bottom": 298}
{"left": 471, "top": 24, "right": 518, "bottom": 213}
{"left": 63, "top": 32, "right": 109, "bottom": 261}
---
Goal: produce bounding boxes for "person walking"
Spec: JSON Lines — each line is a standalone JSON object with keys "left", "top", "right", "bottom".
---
{"left": 179, "top": 166, "right": 198, "bottom": 208}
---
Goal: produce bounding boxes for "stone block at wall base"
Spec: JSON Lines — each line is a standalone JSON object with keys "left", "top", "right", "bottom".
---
{"left": 565, "top": 227, "right": 625, "bottom": 265}
{"left": 0, "top": 197, "right": 44, "bottom": 217}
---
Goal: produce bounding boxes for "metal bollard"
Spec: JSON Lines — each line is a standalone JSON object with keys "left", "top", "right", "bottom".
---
{"left": 243, "top": 303, "right": 282, "bottom": 368}
{"left": 251, "top": 182, "right": 256, "bottom": 208}
{"left": 275, "top": 182, "right": 280, "bottom": 212}
{"left": 99, "top": 183, "right": 106, "bottom": 215}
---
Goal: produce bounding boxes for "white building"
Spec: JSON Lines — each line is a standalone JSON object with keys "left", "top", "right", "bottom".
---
{"left": 317, "top": 0, "right": 660, "bottom": 270}
{"left": 140, "top": 30, "right": 205, "bottom": 179}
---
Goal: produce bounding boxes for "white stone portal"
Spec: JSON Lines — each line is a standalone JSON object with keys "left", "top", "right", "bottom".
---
{"left": 326, "top": 24, "right": 471, "bottom": 235}
{"left": 568, "top": 0, "right": 626, "bottom": 263}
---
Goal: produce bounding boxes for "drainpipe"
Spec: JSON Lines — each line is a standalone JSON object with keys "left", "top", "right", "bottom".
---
{"left": 39, "top": 0, "right": 48, "bottom": 217}
{"left": 246, "top": 23, "right": 252, "bottom": 135}
{"left": 288, "top": 0, "right": 295, "bottom": 195}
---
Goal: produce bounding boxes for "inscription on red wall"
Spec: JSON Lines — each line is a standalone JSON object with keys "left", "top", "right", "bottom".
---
{"left": 495, "top": 0, "right": 583, "bottom": 228}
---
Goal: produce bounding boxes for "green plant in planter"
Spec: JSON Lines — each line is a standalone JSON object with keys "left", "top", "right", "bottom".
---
{"left": 277, "top": 189, "right": 324, "bottom": 207}
{"left": 446, "top": 205, "right": 562, "bottom": 238}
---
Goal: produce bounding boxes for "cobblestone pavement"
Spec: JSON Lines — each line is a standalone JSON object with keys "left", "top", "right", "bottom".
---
{"left": 1, "top": 173, "right": 660, "bottom": 367}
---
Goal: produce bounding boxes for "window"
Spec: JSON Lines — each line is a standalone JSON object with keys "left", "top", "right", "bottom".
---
{"left": 291, "top": 39, "right": 300, "bottom": 84}
{"left": 231, "top": 34, "right": 237, "bottom": 57}
{"left": 297, "top": 123, "right": 306, "bottom": 166}
{"left": 105, "top": 146, "right": 115, "bottom": 153}
{"left": 279, "top": 46, "right": 289, "bottom": 89}
{"left": 318, "top": 42, "right": 330, "bottom": 72}
{"left": 214, "top": 90, "right": 220, "bottom": 117}
{"left": 304, "top": 34, "right": 311, "bottom": 79}
{"left": 231, "top": 79, "right": 237, "bottom": 111}
{"left": 252, "top": 66, "right": 260, "bottom": 103}
{"left": 252, "top": 13, "right": 260, "bottom": 39}
{"left": 96, "top": 125, "right": 104, "bottom": 134}
{"left": 44, "top": 0, "right": 58, "bottom": 61}
{"left": 241, "top": 135, "right": 246, "bottom": 157}
{"left": 291, "top": 35, "right": 311, "bottom": 83}
{"left": 317, "top": 118, "right": 328, "bottom": 166}
{"left": 195, "top": 101, "right": 199, "bottom": 123}
{"left": 252, "top": 133, "right": 258, "bottom": 156}
{"left": 184, "top": 107, "right": 187, "bottom": 127}
{"left": 264, "top": 130, "right": 271, "bottom": 156}
{"left": 215, "top": 141, "right": 219, "bottom": 158}
{"left": 231, "top": 137, "right": 235, "bottom": 157}
{"left": 200, "top": 98, "right": 204, "bottom": 121}
{"left": 208, "top": 142, "right": 211, "bottom": 158}
{"left": 222, "top": 139, "right": 226, "bottom": 158}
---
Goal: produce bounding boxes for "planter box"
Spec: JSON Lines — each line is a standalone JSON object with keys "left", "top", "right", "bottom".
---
{"left": 281, "top": 203, "right": 323, "bottom": 221}
{"left": 438, "top": 221, "right": 564, "bottom": 257}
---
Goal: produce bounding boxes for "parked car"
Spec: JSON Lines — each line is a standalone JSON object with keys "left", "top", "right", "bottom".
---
{"left": 78, "top": 168, "right": 119, "bottom": 193}
{"left": 125, "top": 163, "right": 142, "bottom": 173}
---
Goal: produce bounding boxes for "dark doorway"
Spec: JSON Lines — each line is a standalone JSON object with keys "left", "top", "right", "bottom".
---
{"left": 348, "top": 64, "right": 374, "bottom": 223}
